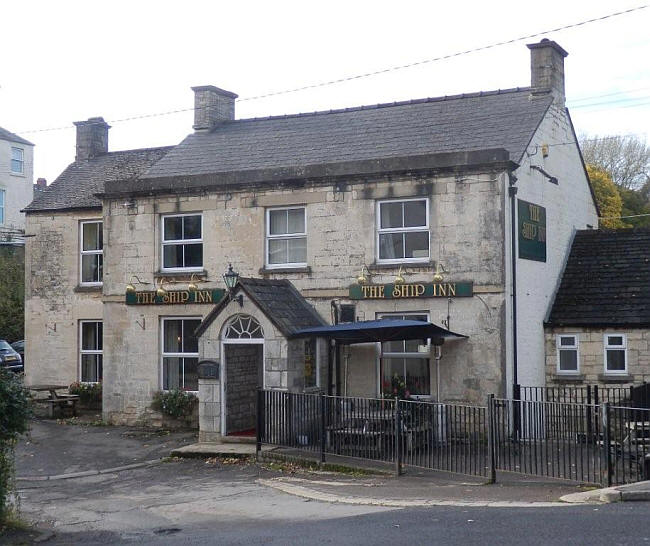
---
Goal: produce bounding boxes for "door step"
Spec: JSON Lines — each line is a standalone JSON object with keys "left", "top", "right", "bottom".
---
{"left": 221, "top": 435, "right": 256, "bottom": 444}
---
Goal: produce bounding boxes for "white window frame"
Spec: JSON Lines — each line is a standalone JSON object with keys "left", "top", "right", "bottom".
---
{"left": 161, "top": 213, "right": 204, "bottom": 272}
{"left": 160, "top": 316, "right": 202, "bottom": 392}
{"left": 376, "top": 311, "right": 431, "bottom": 399}
{"left": 0, "top": 189, "right": 5, "bottom": 225}
{"left": 556, "top": 334, "right": 580, "bottom": 375}
{"left": 265, "top": 206, "right": 307, "bottom": 269}
{"left": 79, "top": 320, "right": 102, "bottom": 383}
{"left": 376, "top": 198, "right": 430, "bottom": 264}
{"left": 10, "top": 147, "right": 24, "bottom": 174}
{"left": 604, "top": 333, "right": 628, "bottom": 375}
{"left": 79, "top": 220, "right": 103, "bottom": 286}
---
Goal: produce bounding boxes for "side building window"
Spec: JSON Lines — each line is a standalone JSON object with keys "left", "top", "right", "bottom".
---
{"left": 80, "top": 321, "right": 102, "bottom": 383}
{"left": 162, "top": 318, "right": 201, "bottom": 391}
{"left": 0, "top": 189, "right": 5, "bottom": 224}
{"left": 377, "top": 198, "right": 429, "bottom": 263}
{"left": 162, "top": 214, "right": 203, "bottom": 270}
{"left": 604, "top": 334, "right": 627, "bottom": 374}
{"left": 80, "top": 221, "right": 103, "bottom": 285}
{"left": 11, "top": 147, "right": 24, "bottom": 174}
{"left": 379, "top": 313, "right": 430, "bottom": 397}
{"left": 266, "top": 207, "right": 306, "bottom": 267}
{"left": 304, "top": 338, "right": 318, "bottom": 389}
{"left": 556, "top": 335, "right": 579, "bottom": 374}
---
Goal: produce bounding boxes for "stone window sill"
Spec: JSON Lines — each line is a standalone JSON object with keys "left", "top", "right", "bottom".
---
{"left": 74, "top": 285, "right": 102, "bottom": 293}
{"left": 259, "top": 266, "right": 312, "bottom": 275}
{"left": 551, "top": 374, "right": 584, "bottom": 383}
{"left": 597, "top": 374, "right": 634, "bottom": 383}
{"left": 368, "top": 261, "right": 435, "bottom": 272}
{"left": 154, "top": 269, "right": 208, "bottom": 279}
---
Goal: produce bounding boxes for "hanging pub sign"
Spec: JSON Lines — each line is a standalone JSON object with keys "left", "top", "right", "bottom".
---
{"left": 126, "top": 289, "right": 225, "bottom": 305}
{"left": 518, "top": 199, "right": 546, "bottom": 262}
{"left": 349, "top": 282, "right": 473, "bottom": 300}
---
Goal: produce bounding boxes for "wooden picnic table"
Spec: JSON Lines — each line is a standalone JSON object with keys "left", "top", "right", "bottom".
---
{"left": 29, "top": 384, "right": 80, "bottom": 418}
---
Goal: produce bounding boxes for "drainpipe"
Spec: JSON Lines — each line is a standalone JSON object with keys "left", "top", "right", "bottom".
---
{"left": 509, "top": 170, "right": 521, "bottom": 441}
{"left": 508, "top": 171, "right": 519, "bottom": 390}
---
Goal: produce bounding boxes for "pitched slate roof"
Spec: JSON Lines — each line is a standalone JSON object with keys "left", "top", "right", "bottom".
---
{"left": 140, "top": 88, "right": 552, "bottom": 183}
{"left": 547, "top": 229, "right": 650, "bottom": 327}
{"left": 0, "top": 125, "right": 33, "bottom": 146}
{"left": 24, "top": 147, "right": 173, "bottom": 212}
{"left": 196, "top": 278, "right": 326, "bottom": 338}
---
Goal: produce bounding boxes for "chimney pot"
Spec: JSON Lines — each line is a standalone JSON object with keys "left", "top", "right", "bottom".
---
{"left": 527, "top": 39, "right": 568, "bottom": 105}
{"left": 73, "top": 117, "right": 110, "bottom": 161}
{"left": 36, "top": 178, "right": 47, "bottom": 187}
{"left": 191, "top": 85, "right": 238, "bottom": 131}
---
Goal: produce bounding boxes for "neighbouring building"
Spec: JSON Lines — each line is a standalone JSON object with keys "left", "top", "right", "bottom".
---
{"left": 25, "top": 39, "right": 600, "bottom": 432}
{"left": 0, "top": 125, "right": 34, "bottom": 245}
{"left": 545, "top": 229, "right": 650, "bottom": 388}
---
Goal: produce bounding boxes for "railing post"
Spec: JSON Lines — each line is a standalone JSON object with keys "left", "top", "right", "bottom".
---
{"left": 586, "top": 385, "right": 593, "bottom": 443}
{"left": 394, "top": 402, "right": 402, "bottom": 477}
{"left": 256, "top": 388, "right": 263, "bottom": 460}
{"left": 512, "top": 383, "right": 521, "bottom": 443}
{"left": 319, "top": 392, "right": 326, "bottom": 464}
{"left": 487, "top": 394, "right": 496, "bottom": 484}
{"left": 602, "top": 402, "right": 612, "bottom": 487}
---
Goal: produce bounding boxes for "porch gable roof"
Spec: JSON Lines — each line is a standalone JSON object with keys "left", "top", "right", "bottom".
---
{"left": 195, "top": 277, "right": 326, "bottom": 338}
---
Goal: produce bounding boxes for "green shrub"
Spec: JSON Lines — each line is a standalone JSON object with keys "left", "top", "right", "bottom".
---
{"left": 0, "top": 369, "right": 32, "bottom": 524}
{"left": 68, "top": 382, "right": 102, "bottom": 407}
{"left": 151, "top": 390, "right": 197, "bottom": 419}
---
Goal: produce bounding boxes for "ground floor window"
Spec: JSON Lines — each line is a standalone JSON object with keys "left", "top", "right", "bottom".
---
{"left": 80, "top": 321, "right": 102, "bottom": 382}
{"left": 378, "top": 313, "right": 430, "bottom": 397}
{"left": 604, "top": 334, "right": 627, "bottom": 374}
{"left": 556, "top": 334, "right": 579, "bottom": 374}
{"left": 162, "top": 317, "right": 201, "bottom": 391}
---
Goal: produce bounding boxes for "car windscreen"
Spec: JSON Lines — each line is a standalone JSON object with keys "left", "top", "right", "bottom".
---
{"left": 0, "top": 340, "right": 13, "bottom": 350}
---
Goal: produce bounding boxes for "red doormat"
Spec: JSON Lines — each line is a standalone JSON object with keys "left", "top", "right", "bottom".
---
{"left": 229, "top": 429, "right": 255, "bottom": 437}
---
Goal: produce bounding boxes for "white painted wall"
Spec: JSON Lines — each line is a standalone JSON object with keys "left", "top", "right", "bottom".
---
{"left": 510, "top": 101, "right": 599, "bottom": 390}
{"left": 0, "top": 137, "right": 34, "bottom": 242}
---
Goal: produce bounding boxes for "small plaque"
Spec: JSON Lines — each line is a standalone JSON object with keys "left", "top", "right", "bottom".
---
{"left": 198, "top": 360, "right": 220, "bottom": 380}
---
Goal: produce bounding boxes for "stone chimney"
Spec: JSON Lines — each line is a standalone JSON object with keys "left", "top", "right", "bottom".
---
{"left": 36, "top": 178, "right": 47, "bottom": 187}
{"left": 73, "top": 117, "right": 110, "bottom": 161}
{"left": 191, "top": 85, "right": 238, "bottom": 131}
{"left": 527, "top": 39, "right": 568, "bottom": 105}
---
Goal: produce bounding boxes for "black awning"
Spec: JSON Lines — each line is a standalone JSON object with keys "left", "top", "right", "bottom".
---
{"left": 289, "top": 319, "right": 467, "bottom": 345}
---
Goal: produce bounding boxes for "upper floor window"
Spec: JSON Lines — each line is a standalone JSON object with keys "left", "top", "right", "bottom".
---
{"left": 377, "top": 198, "right": 429, "bottom": 263}
{"left": 80, "top": 221, "right": 103, "bottom": 285}
{"left": 162, "top": 214, "right": 203, "bottom": 271}
{"left": 604, "top": 334, "right": 627, "bottom": 374}
{"left": 80, "top": 321, "right": 103, "bottom": 383}
{"left": 556, "top": 335, "right": 579, "bottom": 374}
{"left": 11, "top": 147, "right": 24, "bottom": 174}
{"left": 0, "top": 190, "right": 4, "bottom": 224}
{"left": 266, "top": 207, "right": 307, "bottom": 268}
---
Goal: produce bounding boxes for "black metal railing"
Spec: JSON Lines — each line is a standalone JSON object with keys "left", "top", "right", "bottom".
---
{"left": 518, "top": 383, "right": 650, "bottom": 408}
{"left": 257, "top": 389, "right": 650, "bottom": 485}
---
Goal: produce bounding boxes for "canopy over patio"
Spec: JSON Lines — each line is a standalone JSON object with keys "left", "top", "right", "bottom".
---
{"left": 289, "top": 319, "right": 467, "bottom": 345}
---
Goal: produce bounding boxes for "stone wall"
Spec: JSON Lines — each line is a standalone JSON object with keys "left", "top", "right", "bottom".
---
{"left": 24, "top": 210, "right": 103, "bottom": 387}
{"left": 545, "top": 327, "right": 650, "bottom": 386}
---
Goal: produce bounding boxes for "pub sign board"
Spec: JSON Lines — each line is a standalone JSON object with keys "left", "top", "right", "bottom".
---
{"left": 126, "top": 289, "right": 225, "bottom": 305}
{"left": 349, "top": 282, "right": 473, "bottom": 300}
{"left": 518, "top": 199, "right": 546, "bottom": 262}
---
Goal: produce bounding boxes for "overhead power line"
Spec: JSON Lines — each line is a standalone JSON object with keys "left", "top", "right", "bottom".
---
{"left": 17, "top": 4, "right": 648, "bottom": 135}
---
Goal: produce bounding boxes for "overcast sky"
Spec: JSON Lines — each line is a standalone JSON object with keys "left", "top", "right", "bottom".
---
{"left": 1, "top": 0, "right": 649, "bottom": 183}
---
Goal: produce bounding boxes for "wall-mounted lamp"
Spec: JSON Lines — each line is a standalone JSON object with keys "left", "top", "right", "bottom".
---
{"left": 223, "top": 264, "right": 243, "bottom": 307}
{"left": 394, "top": 266, "right": 405, "bottom": 285}
{"left": 126, "top": 275, "right": 149, "bottom": 294}
{"left": 156, "top": 278, "right": 168, "bottom": 298}
{"left": 356, "top": 265, "right": 372, "bottom": 285}
{"left": 432, "top": 262, "right": 445, "bottom": 283}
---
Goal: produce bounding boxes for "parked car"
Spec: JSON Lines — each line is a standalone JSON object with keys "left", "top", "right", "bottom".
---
{"left": 0, "top": 339, "right": 23, "bottom": 373}
{"left": 11, "top": 340, "right": 24, "bottom": 367}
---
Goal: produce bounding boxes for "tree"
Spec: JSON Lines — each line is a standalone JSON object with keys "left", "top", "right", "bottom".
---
{"left": 0, "top": 247, "right": 24, "bottom": 343}
{"left": 619, "top": 186, "right": 650, "bottom": 228}
{"left": 580, "top": 134, "right": 650, "bottom": 190}
{"left": 0, "top": 369, "right": 32, "bottom": 525}
{"left": 586, "top": 165, "right": 628, "bottom": 229}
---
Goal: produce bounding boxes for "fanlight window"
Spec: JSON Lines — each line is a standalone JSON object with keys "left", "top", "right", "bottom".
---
{"left": 224, "top": 315, "right": 264, "bottom": 339}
